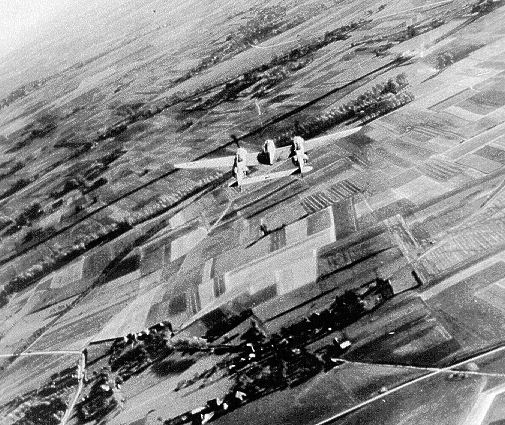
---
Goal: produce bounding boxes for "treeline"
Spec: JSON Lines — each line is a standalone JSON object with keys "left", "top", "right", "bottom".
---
{"left": 1, "top": 149, "right": 123, "bottom": 239}
{"left": 0, "top": 161, "right": 24, "bottom": 181}
{"left": 272, "top": 73, "right": 413, "bottom": 146}
{"left": 126, "top": 169, "right": 226, "bottom": 227}
{"left": 94, "top": 18, "right": 369, "bottom": 145}
{"left": 0, "top": 221, "right": 130, "bottom": 308}
{"left": 0, "top": 79, "right": 48, "bottom": 112}
{"left": 0, "top": 177, "right": 32, "bottom": 201}
{"left": 0, "top": 166, "right": 225, "bottom": 308}
{"left": 185, "top": 20, "right": 369, "bottom": 111}
{"left": 0, "top": 73, "right": 414, "bottom": 311}
{"left": 171, "top": 6, "right": 305, "bottom": 87}
{"left": 0, "top": 365, "right": 78, "bottom": 425}
{"left": 0, "top": 151, "right": 223, "bottom": 309}
{"left": 5, "top": 113, "right": 58, "bottom": 154}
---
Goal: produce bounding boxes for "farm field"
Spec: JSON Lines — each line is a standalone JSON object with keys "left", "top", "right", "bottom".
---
{"left": 2, "top": 0, "right": 505, "bottom": 424}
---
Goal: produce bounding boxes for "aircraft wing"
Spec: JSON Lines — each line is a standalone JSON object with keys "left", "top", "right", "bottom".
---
{"left": 305, "top": 127, "right": 362, "bottom": 152}
{"left": 174, "top": 156, "right": 236, "bottom": 170}
{"left": 174, "top": 151, "right": 261, "bottom": 170}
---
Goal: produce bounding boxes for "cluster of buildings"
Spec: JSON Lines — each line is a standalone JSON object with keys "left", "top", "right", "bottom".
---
{"left": 163, "top": 278, "right": 393, "bottom": 424}
{"left": 3, "top": 367, "right": 77, "bottom": 425}
{"left": 77, "top": 367, "right": 124, "bottom": 423}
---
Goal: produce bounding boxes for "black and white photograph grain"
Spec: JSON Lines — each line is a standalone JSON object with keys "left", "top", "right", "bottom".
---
{"left": 1, "top": 0, "right": 505, "bottom": 424}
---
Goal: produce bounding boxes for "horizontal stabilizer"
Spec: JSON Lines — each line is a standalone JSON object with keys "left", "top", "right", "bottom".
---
{"left": 229, "top": 167, "right": 307, "bottom": 187}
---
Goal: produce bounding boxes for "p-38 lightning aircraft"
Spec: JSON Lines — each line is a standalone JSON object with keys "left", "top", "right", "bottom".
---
{"left": 174, "top": 127, "right": 362, "bottom": 189}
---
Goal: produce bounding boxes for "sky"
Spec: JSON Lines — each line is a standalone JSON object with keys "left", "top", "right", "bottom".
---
{"left": 0, "top": 0, "right": 74, "bottom": 58}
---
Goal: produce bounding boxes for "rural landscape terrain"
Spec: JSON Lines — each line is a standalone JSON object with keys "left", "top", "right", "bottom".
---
{"left": 2, "top": 0, "right": 505, "bottom": 424}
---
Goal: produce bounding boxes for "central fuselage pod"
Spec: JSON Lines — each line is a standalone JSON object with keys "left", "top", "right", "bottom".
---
{"left": 263, "top": 139, "right": 277, "bottom": 165}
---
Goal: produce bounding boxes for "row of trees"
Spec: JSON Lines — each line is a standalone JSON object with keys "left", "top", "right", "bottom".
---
{"left": 433, "top": 41, "right": 484, "bottom": 73}
{"left": 1, "top": 147, "right": 120, "bottom": 240}
{"left": 171, "top": 6, "right": 305, "bottom": 88}
{"left": 108, "top": 18, "right": 366, "bottom": 129}
{"left": 1, "top": 365, "right": 78, "bottom": 425}
{"left": 360, "top": 91, "right": 415, "bottom": 123}
{"left": 352, "top": 17, "right": 445, "bottom": 51}
{"left": 0, "top": 154, "right": 224, "bottom": 309}
{"left": 0, "top": 78, "right": 47, "bottom": 112}
{"left": 0, "top": 202, "right": 45, "bottom": 241}
{"left": 185, "top": 19, "right": 370, "bottom": 112}
{"left": 0, "top": 160, "right": 24, "bottom": 181}
{"left": 0, "top": 178, "right": 32, "bottom": 201}
{"left": 185, "top": 63, "right": 294, "bottom": 111}
{"left": 471, "top": 0, "right": 503, "bottom": 15}
{"left": 6, "top": 113, "right": 58, "bottom": 154}
{"left": 0, "top": 221, "right": 130, "bottom": 308}
{"left": 94, "top": 92, "right": 188, "bottom": 143}
{"left": 91, "top": 17, "right": 369, "bottom": 145}
{"left": 272, "top": 73, "right": 413, "bottom": 146}
{"left": 126, "top": 170, "right": 224, "bottom": 227}
{"left": 0, "top": 73, "right": 414, "bottom": 311}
